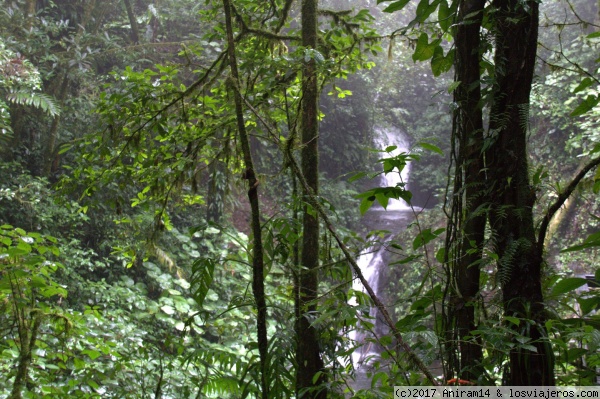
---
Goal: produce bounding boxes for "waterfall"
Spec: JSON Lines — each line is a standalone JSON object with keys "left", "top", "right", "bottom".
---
{"left": 350, "top": 126, "right": 413, "bottom": 369}
{"left": 373, "top": 126, "right": 411, "bottom": 210}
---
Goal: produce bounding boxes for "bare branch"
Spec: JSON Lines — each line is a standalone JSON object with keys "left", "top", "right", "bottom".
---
{"left": 538, "top": 155, "right": 600, "bottom": 252}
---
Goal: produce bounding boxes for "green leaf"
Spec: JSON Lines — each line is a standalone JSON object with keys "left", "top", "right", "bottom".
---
{"left": 348, "top": 171, "right": 368, "bottom": 183}
{"left": 191, "top": 258, "right": 216, "bottom": 307}
{"left": 160, "top": 304, "right": 175, "bottom": 315}
{"left": 578, "top": 297, "right": 600, "bottom": 315}
{"left": 375, "top": 192, "right": 390, "bottom": 209}
{"left": 415, "top": 0, "right": 441, "bottom": 23}
{"left": 412, "top": 228, "right": 445, "bottom": 250}
{"left": 447, "top": 81, "right": 461, "bottom": 93}
{"left": 82, "top": 349, "right": 102, "bottom": 360}
{"left": 551, "top": 278, "right": 588, "bottom": 296}
{"left": 438, "top": 0, "right": 453, "bottom": 32}
{"left": 570, "top": 95, "right": 599, "bottom": 117}
{"left": 435, "top": 247, "right": 445, "bottom": 263}
{"left": 6, "top": 91, "right": 61, "bottom": 117}
{"left": 431, "top": 47, "right": 454, "bottom": 76}
{"left": 586, "top": 31, "right": 600, "bottom": 39}
{"left": 58, "top": 144, "right": 73, "bottom": 154}
{"left": 520, "top": 344, "right": 538, "bottom": 352}
{"left": 359, "top": 196, "right": 375, "bottom": 215}
{"left": 561, "top": 231, "right": 600, "bottom": 252}
{"left": 390, "top": 254, "right": 420, "bottom": 265}
{"left": 418, "top": 142, "right": 443, "bottom": 155}
{"left": 504, "top": 316, "right": 521, "bottom": 326}
{"left": 382, "top": 0, "right": 411, "bottom": 13}
{"left": 412, "top": 33, "right": 441, "bottom": 62}
{"left": 573, "top": 77, "right": 594, "bottom": 94}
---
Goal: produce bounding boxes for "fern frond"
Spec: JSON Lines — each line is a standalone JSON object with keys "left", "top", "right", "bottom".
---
{"left": 0, "top": 99, "right": 13, "bottom": 144}
{"left": 190, "top": 257, "right": 216, "bottom": 308}
{"left": 6, "top": 90, "right": 61, "bottom": 117}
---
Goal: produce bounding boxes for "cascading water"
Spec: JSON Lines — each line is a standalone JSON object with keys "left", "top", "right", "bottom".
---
{"left": 350, "top": 126, "right": 414, "bottom": 372}
{"left": 373, "top": 126, "right": 412, "bottom": 211}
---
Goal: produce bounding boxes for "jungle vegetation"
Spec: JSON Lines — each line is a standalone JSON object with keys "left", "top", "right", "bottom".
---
{"left": 1, "top": 0, "right": 600, "bottom": 397}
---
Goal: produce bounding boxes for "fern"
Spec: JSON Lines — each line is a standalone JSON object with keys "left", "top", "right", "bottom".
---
{"left": 0, "top": 99, "right": 13, "bottom": 145}
{"left": 497, "top": 237, "right": 532, "bottom": 286}
{"left": 6, "top": 90, "right": 60, "bottom": 117}
{"left": 190, "top": 257, "right": 216, "bottom": 308}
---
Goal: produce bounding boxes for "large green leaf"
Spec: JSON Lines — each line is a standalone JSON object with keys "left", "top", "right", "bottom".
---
{"left": 412, "top": 228, "right": 445, "bottom": 250}
{"left": 412, "top": 33, "right": 441, "bottom": 62}
{"left": 437, "top": 0, "right": 453, "bottom": 32}
{"left": 561, "top": 231, "right": 600, "bottom": 253}
{"left": 570, "top": 94, "right": 599, "bottom": 117}
{"left": 382, "top": 0, "right": 411, "bottom": 12}
{"left": 551, "top": 278, "right": 588, "bottom": 296}
{"left": 6, "top": 90, "right": 61, "bottom": 117}
{"left": 431, "top": 47, "right": 454, "bottom": 77}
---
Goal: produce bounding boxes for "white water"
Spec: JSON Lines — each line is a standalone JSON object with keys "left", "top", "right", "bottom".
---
{"left": 373, "top": 127, "right": 412, "bottom": 211}
{"left": 349, "top": 126, "right": 413, "bottom": 368}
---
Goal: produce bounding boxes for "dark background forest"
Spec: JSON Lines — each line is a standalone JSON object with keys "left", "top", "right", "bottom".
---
{"left": 1, "top": 0, "right": 600, "bottom": 397}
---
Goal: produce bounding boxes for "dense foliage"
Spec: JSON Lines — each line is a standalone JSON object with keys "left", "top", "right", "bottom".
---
{"left": 1, "top": 0, "right": 599, "bottom": 397}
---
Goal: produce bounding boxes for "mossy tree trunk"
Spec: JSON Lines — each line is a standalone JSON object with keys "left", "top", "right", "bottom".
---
{"left": 295, "top": 0, "right": 326, "bottom": 397}
{"left": 222, "top": 1, "right": 269, "bottom": 397}
{"left": 445, "top": 0, "right": 486, "bottom": 382}
{"left": 487, "top": 0, "right": 555, "bottom": 384}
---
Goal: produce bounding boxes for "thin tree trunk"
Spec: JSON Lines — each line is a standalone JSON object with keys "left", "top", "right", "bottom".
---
{"left": 43, "top": 71, "right": 69, "bottom": 177}
{"left": 296, "top": 0, "right": 326, "bottom": 397}
{"left": 222, "top": 1, "right": 269, "bottom": 397}
{"left": 24, "top": 0, "right": 36, "bottom": 30}
{"left": 123, "top": 0, "right": 141, "bottom": 43}
{"left": 10, "top": 314, "right": 42, "bottom": 399}
{"left": 445, "top": 0, "right": 486, "bottom": 382}
{"left": 487, "top": 0, "right": 555, "bottom": 385}
{"left": 43, "top": 0, "right": 95, "bottom": 176}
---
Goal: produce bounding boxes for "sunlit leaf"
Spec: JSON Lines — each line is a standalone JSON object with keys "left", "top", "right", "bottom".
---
{"left": 551, "top": 278, "right": 588, "bottom": 296}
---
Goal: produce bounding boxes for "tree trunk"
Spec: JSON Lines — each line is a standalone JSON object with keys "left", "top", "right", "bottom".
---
{"left": 10, "top": 314, "right": 42, "bottom": 399}
{"left": 43, "top": 71, "right": 69, "bottom": 177}
{"left": 24, "top": 0, "right": 36, "bottom": 30}
{"left": 222, "top": 1, "right": 269, "bottom": 397}
{"left": 123, "top": 0, "right": 141, "bottom": 44}
{"left": 487, "top": 0, "right": 555, "bottom": 385}
{"left": 295, "top": 0, "right": 326, "bottom": 397}
{"left": 445, "top": 0, "right": 486, "bottom": 382}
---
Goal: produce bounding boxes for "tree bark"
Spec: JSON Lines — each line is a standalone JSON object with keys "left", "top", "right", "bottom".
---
{"left": 24, "top": 0, "right": 36, "bottom": 30}
{"left": 445, "top": 0, "right": 486, "bottom": 382}
{"left": 296, "top": 0, "right": 326, "bottom": 397}
{"left": 43, "top": 71, "right": 69, "bottom": 177}
{"left": 123, "top": 0, "right": 141, "bottom": 44}
{"left": 487, "top": 0, "right": 555, "bottom": 385}
{"left": 222, "top": 1, "right": 269, "bottom": 397}
{"left": 10, "top": 314, "right": 42, "bottom": 399}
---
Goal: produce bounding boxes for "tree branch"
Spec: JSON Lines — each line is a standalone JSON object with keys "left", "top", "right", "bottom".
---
{"left": 538, "top": 155, "right": 600, "bottom": 252}
{"left": 232, "top": 4, "right": 300, "bottom": 41}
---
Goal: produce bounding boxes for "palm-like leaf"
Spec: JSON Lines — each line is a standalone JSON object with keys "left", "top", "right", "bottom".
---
{"left": 6, "top": 90, "right": 61, "bottom": 117}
